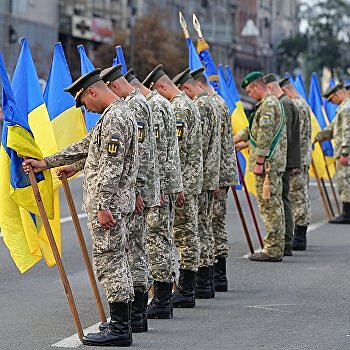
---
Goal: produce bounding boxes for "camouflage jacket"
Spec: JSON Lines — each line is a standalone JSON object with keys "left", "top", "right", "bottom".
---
{"left": 146, "top": 90, "right": 183, "bottom": 195}
{"left": 279, "top": 94, "right": 301, "bottom": 169}
{"left": 126, "top": 89, "right": 160, "bottom": 207}
{"left": 170, "top": 92, "right": 203, "bottom": 195}
{"left": 45, "top": 99, "right": 139, "bottom": 214}
{"left": 293, "top": 96, "right": 312, "bottom": 167}
{"left": 193, "top": 92, "right": 221, "bottom": 191}
{"left": 316, "top": 97, "right": 350, "bottom": 158}
{"left": 238, "top": 93, "right": 287, "bottom": 173}
{"left": 212, "top": 93, "right": 239, "bottom": 187}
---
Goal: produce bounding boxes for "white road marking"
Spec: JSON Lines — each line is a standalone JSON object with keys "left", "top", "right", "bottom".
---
{"left": 60, "top": 212, "right": 87, "bottom": 224}
{"left": 309, "top": 181, "right": 336, "bottom": 188}
{"left": 244, "top": 303, "right": 296, "bottom": 313}
{"left": 306, "top": 266, "right": 330, "bottom": 270}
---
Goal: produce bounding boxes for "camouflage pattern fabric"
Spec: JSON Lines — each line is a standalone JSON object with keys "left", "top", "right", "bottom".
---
{"left": 335, "top": 159, "right": 350, "bottom": 202}
{"left": 212, "top": 187, "right": 230, "bottom": 257}
{"left": 282, "top": 171, "right": 294, "bottom": 251}
{"left": 173, "top": 194, "right": 200, "bottom": 272}
{"left": 126, "top": 89, "right": 160, "bottom": 207}
{"left": 289, "top": 167, "right": 311, "bottom": 226}
{"left": 146, "top": 194, "right": 176, "bottom": 283}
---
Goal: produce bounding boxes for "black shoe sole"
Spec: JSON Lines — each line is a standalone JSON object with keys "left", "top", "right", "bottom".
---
{"left": 173, "top": 302, "right": 195, "bottom": 308}
{"left": 147, "top": 313, "right": 173, "bottom": 319}
{"left": 195, "top": 294, "right": 211, "bottom": 299}
{"left": 82, "top": 339, "right": 132, "bottom": 347}
{"left": 292, "top": 247, "right": 306, "bottom": 251}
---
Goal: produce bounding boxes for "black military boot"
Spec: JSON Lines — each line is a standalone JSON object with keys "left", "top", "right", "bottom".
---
{"left": 142, "top": 291, "right": 148, "bottom": 332}
{"left": 292, "top": 225, "right": 307, "bottom": 251}
{"left": 214, "top": 256, "right": 228, "bottom": 292}
{"left": 131, "top": 291, "right": 144, "bottom": 333}
{"left": 209, "top": 265, "right": 216, "bottom": 298}
{"left": 82, "top": 302, "right": 132, "bottom": 346}
{"left": 195, "top": 266, "right": 211, "bottom": 299}
{"left": 172, "top": 269, "right": 196, "bottom": 308}
{"left": 329, "top": 202, "right": 350, "bottom": 224}
{"left": 147, "top": 281, "right": 173, "bottom": 319}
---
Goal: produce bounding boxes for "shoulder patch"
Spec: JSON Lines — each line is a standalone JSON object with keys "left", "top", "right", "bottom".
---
{"left": 176, "top": 121, "right": 185, "bottom": 140}
{"left": 154, "top": 123, "right": 160, "bottom": 142}
{"left": 107, "top": 134, "right": 119, "bottom": 156}
{"left": 137, "top": 122, "right": 145, "bottom": 142}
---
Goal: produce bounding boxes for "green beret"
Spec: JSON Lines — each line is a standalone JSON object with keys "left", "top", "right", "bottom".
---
{"left": 100, "top": 64, "right": 123, "bottom": 84}
{"left": 278, "top": 77, "right": 291, "bottom": 88}
{"left": 263, "top": 73, "right": 278, "bottom": 84}
{"left": 124, "top": 68, "right": 136, "bottom": 83}
{"left": 143, "top": 64, "right": 166, "bottom": 89}
{"left": 64, "top": 68, "right": 102, "bottom": 107}
{"left": 190, "top": 67, "right": 205, "bottom": 80}
{"left": 172, "top": 68, "right": 193, "bottom": 88}
{"left": 322, "top": 83, "right": 344, "bottom": 99}
{"left": 241, "top": 71, "right": 263, "bottom": 89}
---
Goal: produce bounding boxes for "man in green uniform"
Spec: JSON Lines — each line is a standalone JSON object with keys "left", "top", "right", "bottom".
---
{"left": 143, "top": 64, "right": 203, "bottom": 308}
{"left": 279, "top": 77, "right": 312, "bottom": 249}
{"left": 315, "top": 83, "right": 350, "bottom": 224}
{"left": 234, "top": 71, "right": 287, "bottom": 262}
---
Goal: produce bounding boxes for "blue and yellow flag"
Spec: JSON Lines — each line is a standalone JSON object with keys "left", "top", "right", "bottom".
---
{"left": 293, "top": 74, "right": 308, "bottom": 100}
{"left": 186, "top": 37, "right": 203, "bottom": 71}
{"left": 77, "top": 44, "right": 100, "bottom": 131}
{"left": 323, "top": 78, "right": 337, "bottom": 123}
{"left": 113, "top": 45, "right": 127, "bottom": 73}
{"left": 44, "top": 42, "right": 87, "bottom": 150}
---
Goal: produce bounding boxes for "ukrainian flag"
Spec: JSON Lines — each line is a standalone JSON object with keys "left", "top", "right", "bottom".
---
{"left": 293, "top": 74, "right": 308, "bottom": 100}
{"left": 113, "top": 45, "right": 128, "bottom": 73}
{"left": 323, "top": 79, "right": 337, "bottom": 123}
{"left": 77, "top": 44, "right": 100, "bottom": 131}
{"left": 44, "top": 42, "right": 87, "bottom": 151}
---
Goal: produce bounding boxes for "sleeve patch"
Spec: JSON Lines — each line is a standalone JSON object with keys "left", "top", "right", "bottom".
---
{"left": 155, "top": 123, "right": 160, "bottom": 142}
{"left": 137, "top": 122, "right": 145, "bottom": 142}
{"left": 176, "top": 121, "right": 184, "bottom": 140}
{"left": 107, "top": 134, "right": 119, "bottom": 156}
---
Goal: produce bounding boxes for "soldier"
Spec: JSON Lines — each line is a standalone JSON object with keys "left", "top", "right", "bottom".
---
{"left": 172, "top": 68, "right": 220, "bottom": 299}
{"left": 279, "top": 77, "right": 312, "bottom": 250}
{"left": 100, "top": 64, "right": 160, "bottom": 333}
{"left": 234, "top": 71, "right": 287, "bottom": 262}
{"left": 315, "top": 83, "right": 350, "bottom": 224}
{"left": 143, "top": 64, "right": 203, "bottom": 308}
{"left": 125, "top": 68, "right": 184, "bottom": 319}
{"left": 22, "top": 69, "right": 138, "bottom": 346}
{"left": 191, "top": 67, "right": 239, "bottom": 292}
{"left": 264, "top": 73, "right": 301, "bottom": 256}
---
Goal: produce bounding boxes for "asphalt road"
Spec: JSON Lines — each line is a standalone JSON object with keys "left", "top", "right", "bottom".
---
{"left": 0, "top": 178, "right": 349, "bottom": 350}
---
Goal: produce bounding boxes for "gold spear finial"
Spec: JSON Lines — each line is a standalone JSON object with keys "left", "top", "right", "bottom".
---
{"left": 192, "top": 13, "right": 203, "bottom": 38}
{"left": 179, "top": 11, "right": 189, "bottom": 38}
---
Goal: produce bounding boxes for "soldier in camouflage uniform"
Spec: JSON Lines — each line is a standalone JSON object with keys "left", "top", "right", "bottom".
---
{"left": 23, "top": 69, "right": 137, "bottom": 347}
{"left": 279, "top": 77, "right": 312, "bottom": 250}
{"left": 172, "top": 68, "right": 220, "bottom": 299}
{"left": 125, "top": 68, "right": 184, "bottom": 319}
{"left": 100, "top": 64, "right": 160, "bottom": 333}
{"left": 191, "top": 67, "right": 240, "bottom": 292}
{"left": 143, "top": 64, "right": 203, "bottom": 308}
{"left": 234, "top": 71, "right": 287, "bottom": 262}
{"left": 264, "top": 74, "right": 301, "bottom": 256}
{"left": 315, "top": 83, "right": 350, "bottom": 224}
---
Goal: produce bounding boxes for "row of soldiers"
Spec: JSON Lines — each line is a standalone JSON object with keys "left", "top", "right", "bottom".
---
{"left": 21, "top": 64, "right": 350, "bottom": 347}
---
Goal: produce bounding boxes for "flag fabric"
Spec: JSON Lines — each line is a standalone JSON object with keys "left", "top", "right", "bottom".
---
{"left": 293, "top": 74, "right": 308, "bottom": 100}
{"left": 0, "top": 46, "right": 60, "bottom": 272}
{"left": 217, "top": 65, "right": 235, "bottom": 112}
{"left": 186, "top": 37, "right": 203, "bottom": 71}
{"left": 77, "top": 44, "right": 100, "bottom": 131}
{"left": 323, "top": 79, "right": 337, "bottom": 123}
{"left": 114, "top": 46, "right": 127, "bottom": 73}
{"left": 44, "top": 42, "right": 87, "bottom": 150}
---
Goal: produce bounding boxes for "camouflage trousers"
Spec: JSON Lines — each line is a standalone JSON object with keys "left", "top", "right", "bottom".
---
{"left": 289, "top": 166, "right": 311, "bottom": 226}
{"left": 173, "top": 194, "right": 200, "bottom": 272}
{"left": 146, "top": 194, "right": 176, "bottom": 283}
{"left": 255, "top": 171, "right": 285, "bottom": 259}
{"left": 335, "top": 159, "right": 350, "bottom": 202}
{"left": 127, "top": 208, "right": 150, "bottom": 293}
{"left": 282, "top": 171, "right": 294, "bottom": 251}
{"left": 212, "top": 187, "right": 230, "bottom": 258}
{"left": 198, "top": 190, "right": 215, "bottom": 267}
{"left": 87, "top": 210, "right": 134, "bottom": 303}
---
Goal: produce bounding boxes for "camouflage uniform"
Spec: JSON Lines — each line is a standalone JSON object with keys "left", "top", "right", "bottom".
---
{"left": 211, "top": 93, "right": 239, "bottom": 258}
{"left": 238, "top": 93, "right": 287, "bottom": 258}
{"left": 193, "top": 92, "right": 221, "bottom": 267}
{"left": 316, "top": 97, "right": 350, "bottom": 202}
{"left": 145, "top": 90, "right": 183, "bottom": 283}
{"left": 171, "top": 92, "right": 203, "bottom": 272}
{"left": 125, "top": 89, "right": 160, "bottom": 293}
{"left": 289, "top": 96, "right": 312, "bottom": 226}
{"left": 45, "top": 99, "right": 138, "bottom": 303}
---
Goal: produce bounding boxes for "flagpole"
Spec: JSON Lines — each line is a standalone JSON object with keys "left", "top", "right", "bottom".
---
{"left": 230, "top": 186, "right": 254, "bottom": 254}
{"left": 310, "top": 157, "right": 332, "bottom": 219}
{"left": 320, "top": 176, "right": 335, "bottom": 217}
{"left": 236, "top": 159, "right": 264, "bottom": 249}
{"left": 28, "top": 165, "right": 84, "bottom": 341}
{"left": 179, "top": 11, "right": 189, "bottom": 38}
{"left": 61, "top": 173, "right": 107, "bottom": 323}
{"left": 321, "top": 148, "right": 340, "bottom": 215}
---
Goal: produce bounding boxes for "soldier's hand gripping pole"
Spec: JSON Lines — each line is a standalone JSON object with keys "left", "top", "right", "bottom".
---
{"left": 61, "top": 173, "right": 107, "bottom": 323}
{"left": 28, "top": 165, "right": 84, "bottom": 341}
{"left": 231, "top": 186, "right": 254, "bottom": 254}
